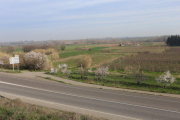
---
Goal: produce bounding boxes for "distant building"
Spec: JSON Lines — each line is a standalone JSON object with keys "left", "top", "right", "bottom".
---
{"left": 64, "top": 41, "right": 73, "bottom": 45}
{"left": 119, "top": 43, "right": 139, "bottom": 46}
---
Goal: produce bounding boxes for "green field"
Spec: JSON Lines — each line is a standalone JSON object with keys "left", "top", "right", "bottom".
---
{"left": 59, "top": 47, "right": 108, "bottom": 58}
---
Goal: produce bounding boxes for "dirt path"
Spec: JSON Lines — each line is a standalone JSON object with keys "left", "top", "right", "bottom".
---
{"left": 92, "top": 56, "right": 119, "bottom": 67}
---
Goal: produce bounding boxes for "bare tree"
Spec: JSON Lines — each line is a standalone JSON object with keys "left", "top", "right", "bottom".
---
{"left": 7, "top": 46, "right": 14, "bottom": 53}
{"left": 132, "top": 69, "right": 146, "bottom": 85}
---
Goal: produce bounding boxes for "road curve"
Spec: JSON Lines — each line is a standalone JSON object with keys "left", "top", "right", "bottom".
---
{"left": 0, "top": 73, "right": 180, "bottom": 120}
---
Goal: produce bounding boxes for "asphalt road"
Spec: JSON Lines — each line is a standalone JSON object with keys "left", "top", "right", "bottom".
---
{"left": 0, "top": 73, "right": 180, "bottom": 120}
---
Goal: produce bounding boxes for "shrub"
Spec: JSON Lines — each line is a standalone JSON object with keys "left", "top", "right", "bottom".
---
{"left": 156, "top": 71, "right": 175, "bottom": 88}
{"left": 23, "top": 51, "right": 48, "bottom": 71}
{"left": 45, "top": 49, "right": 56, "bottom": 55}
{"left": 57, "top": 64, "right": 67, "bottom": 70}
{"left": 51, "top": 53, "right": 59, "bottom": 61}
{"left": 57, "top": 64, "right": 71, "bottom": 77}
{"left": 23, "top": 45, "right": 40, "bottom": 52}
{"left": 49, "top": 68, "right": 57, "bottom": 74}
{"left": 7, "top": 46, "right": 14, "bottom": 53}
{"left": 95, "top": 66, "right": 109, "bottom": 79}
{"left": 78, "top": 67, "right": 88, "bottom": 79}
{"left": 41, "top": 44, "right": 54, "bottom": 49}
{"left": 132, "top": 70, "right": 146, "bottom": 85}
{"left": 0, "top": 52, "right": 11, "bottom": 68}
{"left": 60, "top": 45, "right": 66, "bottom": 50}
{"left": 62, "top": 70, "right": 71, "bottom": 77}
{"left": 76, "top": 54, "right": 92, "bottom": 69}
{"left": 32, "top": 49, "right": 46, "bottom": 54}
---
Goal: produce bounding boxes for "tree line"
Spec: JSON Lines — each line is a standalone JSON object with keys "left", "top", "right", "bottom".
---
{"left": 166, "top": 35, "right": 180, "bottom": 46}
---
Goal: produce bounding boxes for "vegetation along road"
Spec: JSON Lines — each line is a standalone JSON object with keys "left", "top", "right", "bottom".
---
{"left": 0, "top": 72, "right": 180, "bottom": 120}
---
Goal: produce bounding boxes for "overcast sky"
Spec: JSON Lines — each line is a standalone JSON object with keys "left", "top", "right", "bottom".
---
{"left": 0, "top": 0, "right": 180, "bottom": 42}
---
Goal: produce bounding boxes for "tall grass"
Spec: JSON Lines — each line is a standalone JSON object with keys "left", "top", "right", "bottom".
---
{"left": 0, "top": 97, "right": 105, "bottom": 120}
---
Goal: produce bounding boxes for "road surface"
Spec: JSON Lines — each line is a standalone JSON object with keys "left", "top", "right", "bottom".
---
{"left": 0, "top": 73, "right": 180, "bottom": 120}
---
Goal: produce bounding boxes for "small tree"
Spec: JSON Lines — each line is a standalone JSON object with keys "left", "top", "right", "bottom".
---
{"left": 132, "top": 70, "right": 146, "bottom": 85}
{"left": 24, "top": 51, "right": 47, "bottom": 71}
{"left": 77, "top": 54, "right": 92, "bottom": 69}
{"left": 156, "top": 71, "right": 175, "bottom": 88}
{"left": 7, "top": 46, "right": 14, "bottom": 53}
{"left": 57, "top": 64, "right": 71, "bottom": 77}
{"left": 95, "top": 66, "right": 109, "bottom": 80}
{"left": 50, "top": 68, "right": 57, "bottom": 74}
{"left": 60, "top": 45, "right": 66, "bottom": 51}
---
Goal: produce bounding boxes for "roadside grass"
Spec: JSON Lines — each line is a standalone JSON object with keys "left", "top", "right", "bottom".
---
{"left": 36, "top": 76, "right": 68, "bottom": 84}
{"left": 0, "top": 97, "right": 106, "bottom": 120}
{"left": 0, "top": 70, "right": 21, "bottom": 73}
{"left": 47, "top": 71, "right": 180, "bottom": 94}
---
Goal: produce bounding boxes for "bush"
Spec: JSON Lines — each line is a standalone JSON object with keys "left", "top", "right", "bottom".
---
{"left": 95, "top": 66, "right": 109, "bottom": 79}
{"left": 41, "top": 44, "right": 54, "bottom": 49}
{"left": 0, "top": 52, "right": 11, "bottom": 69}
{"left": 60, "top": 45, "right": 66, "bottom": 50}
{"left": 51, "top": 53, "right": 59, "bottom": 61}
{"left": 57, "top": 64, "right": 71, "bottom": 77}
{"left": 76, "top": 54, "right": 92, "bottom": 69}
{"left": 132, "top": 70, "right": 146, "bottom": 85}
{"left": 23, "top": 45, "right": 40, "bottom": 52}
{"left": 45, "top": 49, "right": 56, "bottom": 55}
{"left": 49, "top": 68, "right": 57, "bottom": 74}
{"left": 32, "top": 49, "right": 46, "bottom": 54}
{"left": 156, "top": 71, "right": 175, "bottom": 88}
{"left": 23, "top": 51, "right": 48, "bottom": 71}
{"left": 7, "top": 46, "right": 14, "bottom": 53}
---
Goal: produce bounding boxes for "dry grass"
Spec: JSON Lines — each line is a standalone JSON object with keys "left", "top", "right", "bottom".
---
{"left": 116, "top": 46, "right": 168, "bottom": 53}
{"left": 51, "top": 53, "right": 59, "bottom": 61}
{"left": 76, "top": 54, "right": 92, "bottom": 68}
{"left": 32, "top": 49, "right": 46, "bottom": 54}
{"left": 0, "top": 52, "right": 10, "bottom": 58}
{"left": 0, "top": 97, "right": 105, "bottom": 120}
{"left": 45, "top": 48, "right": 56, "bottom": 55}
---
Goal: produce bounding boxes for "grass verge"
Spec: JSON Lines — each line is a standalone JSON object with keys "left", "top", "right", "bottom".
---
{"left": 46, "top": 71, "right": 180, "bottom": 95}
{"left": 36, "top": 76, "right": 69, "bottom": 85}
{"left": 0, "top": 70, "right": 21, "bottom": 73}
{"left": 0, "top": 97, "right": 106, "bottom": 120}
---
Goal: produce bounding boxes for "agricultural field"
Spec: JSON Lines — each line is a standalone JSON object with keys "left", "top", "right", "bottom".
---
{"left": 48, "top": 42, "right": 180, "bottom": 94}
{"left": 55, "top": 43, "right": 170, "bottom": 69}
{"left": 107, "top": 47, "right": 180, "bottom": 73}
{"left": 1, "top": 42, "right": 180, "bottom": 94}
{"left": 55, "top": 44, "right": 124, "bottom": 68}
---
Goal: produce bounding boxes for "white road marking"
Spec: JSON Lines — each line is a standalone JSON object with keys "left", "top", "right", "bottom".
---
{"left": 0, "top": 91, "right": 141, "bottom": 120}
{"left": 0, "top": 74, "right": 180, "bottom": 104}
{"left": 0, "top": 81, "right": 180, "bottom": 114}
